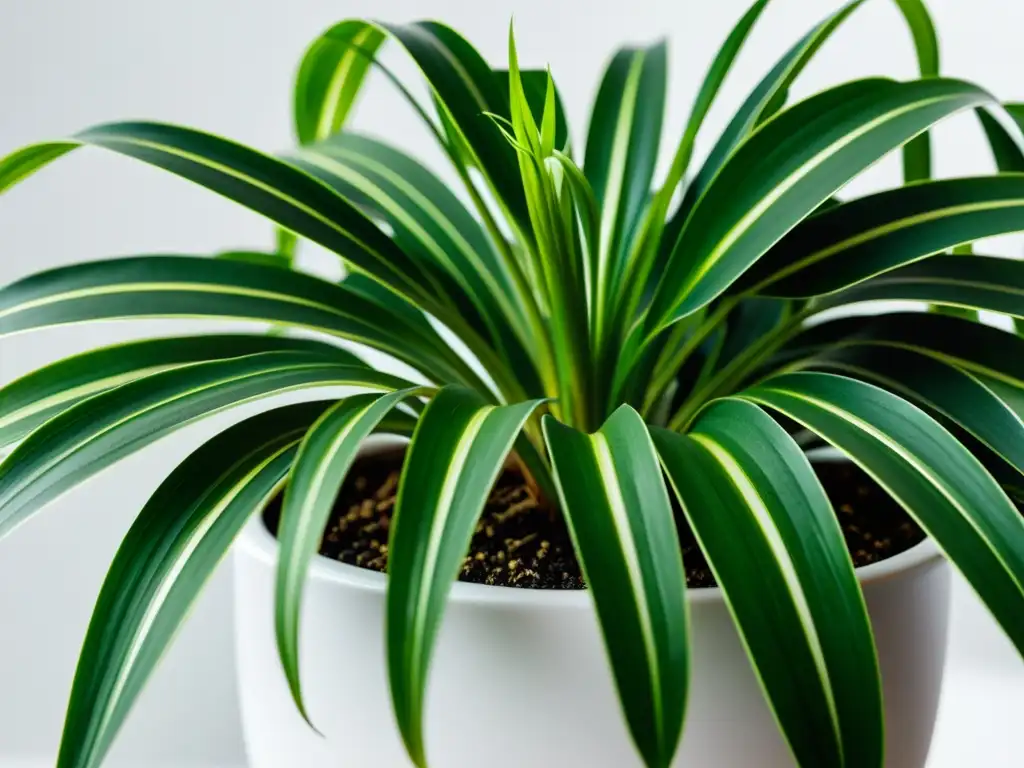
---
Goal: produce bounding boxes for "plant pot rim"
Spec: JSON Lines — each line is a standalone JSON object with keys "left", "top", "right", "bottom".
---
{"left": 239, "top": 445, "right": 943, "bottom": 608}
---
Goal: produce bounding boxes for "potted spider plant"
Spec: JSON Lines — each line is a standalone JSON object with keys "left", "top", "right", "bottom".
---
{"left": 3, "top": 0, "right": 1024, "bottom": 765}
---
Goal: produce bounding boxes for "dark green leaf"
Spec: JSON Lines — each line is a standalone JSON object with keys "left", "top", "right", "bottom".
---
{"left": 58, "top": 401, "right": 327, "bottom": 768}
{"left": 655, "top": 399, "right": 882, "bottom": 768}
{"left": 387, "top": 387, "right": 543, "bottom": 766}
{"left": 0, "top": 334, "right": 358, "bottom": 447}
{"left": 741, "top": 372, "right": 1024, "bottom": 656}
{"left": 544, "top": 406, "right": 688, "bottom": 768}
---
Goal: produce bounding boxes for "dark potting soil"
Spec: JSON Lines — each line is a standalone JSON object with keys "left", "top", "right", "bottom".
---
{"left": 262, "top": 451, "right": 926, "bottom": 591}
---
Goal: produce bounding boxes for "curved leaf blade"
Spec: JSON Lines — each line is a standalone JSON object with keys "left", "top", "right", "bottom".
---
{"left": 387, "top": 387, "right": 543, "bottom": 766}
{"left": 649, "top": 78, "right": 996, "bottom": 333}
{"left": 294, "top": 20, "right": 387, "bottom": 144}
{"left": 803, "top": 344, "right": 1024, "bottom": 482}
{"left": 0, "top": 353, "right": 413, "bottom": 539}
{"left": 275, "top": 387, "right": 428, "bottom": 722}
{"left": 655, "top": 399, "right": 882, "bottom": 768}
{"left": 0, "top": 254, "right": 473, "bottom": 387}
{"left": 0, "top": 333, "right": 358, "bottom": 448}
{"left": 813, "top": 254, "right": 1024, "bottom": 317}
{"left": 737, "top": 177, "right": 1024, "bottom": 297}
{"left": 56, "top": 402, "right": 326, "bottom": 768}
{"left": 585, "top": 42, "right": 667, "bottom": 323}
{"left": 544, "top": 406, "right": 688, "bottom": 768}
{"left": 0, "top": 122, "right": 432, "bottom": 304}
{"left": 740, "top": 372, "right": 1024, "bottom": 655}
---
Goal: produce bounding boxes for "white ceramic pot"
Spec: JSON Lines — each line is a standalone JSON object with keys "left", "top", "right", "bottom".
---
{"left": 233, "top": 445, "right": 951, "bottom": 768}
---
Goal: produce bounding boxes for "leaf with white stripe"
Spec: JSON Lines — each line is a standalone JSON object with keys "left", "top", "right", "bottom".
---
{"left": 654, "top": 399, "right": 882, "bottom": 768}
{"left": 0, "top": 122, "right": 434, "bottom": 306}
{"left": 776, "top": 313, "right": 1024, "bottom": 389}
{"left": 584, "top": 41, "right": 666, "bottom": 332}
{"left": 0, "top": 352, "right": 414, "bottom": 540}
{"left": 647, "top": 77, "right": 997, "bottom": 333}
{"left": 0, "top": 334, "right": 359, "bottom": 448}
{"left": 56, "top": 401, "right": 328, "bottom": 768}
{"left": 740, "top": 372, "right": 1024, "bottom": 655}
{"left": 666, "top": 0, "right": 866, "bottom": 238}
{"left": 0, "top": 254, "right": 478, "bottom": 389}
{"left": 734, "top": 177, "right": 1024, "bottom": 297}
{"left": 275, "top": 387, "right": 428, "bottom": 721}
{"left": 294, "top": 20, "right": 387, "bottom": 144}
{"left": 812, "top": 254, "right": 1024, "bottom": 317}
{"left": 386, "top": 387, "right": 544, "bottom": 767}
{"left": 544, "top": 406, "right": 688, "bottom": 768}
{"left": 802, "top": 344, "right": 1024, "bottom": 481}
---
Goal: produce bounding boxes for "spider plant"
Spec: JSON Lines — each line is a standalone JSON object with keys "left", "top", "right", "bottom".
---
{"left": 2, "top": 0, "right": 1024, "bottom": 766}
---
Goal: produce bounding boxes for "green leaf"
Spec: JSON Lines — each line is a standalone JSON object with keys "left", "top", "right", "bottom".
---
{"left": 648, "top": 78, "right": 997, "bottom": 333}
{"left": 56, "top": 401, "right": 325, "bottom": 768}
{"left": 654, "top": 399, "right": 882, "bottom": 768}
{"left": 775, "top": 313, "right": 1024, "bottom": 388}
{"left": 802, "top": 344, "right": 1024, "bottom": 482}
{"left": 291, "top": 133, "right": 542, "bottom": 396}
{"left": 584, "top": 41, "right": 667, "bottom": 331}
{"left": 812, "top": 254, "right": 1024, "bottom": 317}
{"left": 294, "top": 20, "right": 387, "bottom": 144}
{"left": 544, "top": 406, "right": 688, "bottom": 768}
{"left": 0, "top": 352, "right": 413, "bottom": 539}
{"left": 496, "top": 68, "right": 570, "bottom": 153}
{"left": 740, "top": 372, "right": 1024, "bottom": 655}
{"left": 371, "top": 21, "right": 531, "bottom": 234}
{"left": 736, "top": 177, "right": 1024, "bottom": 297}
{"left": 891, "top": 0, "right": 940, "bottom": 182}
{"left": 275, "top": 387, "right": 428, "bottom": 722}
{"left": 0, "top": 333, "right": 359, "bottom": 448}
{"left": 659, "top": 0, "right": 772, "bottom": 202}
{"left": 0, "top": 122, "right": 433, "bottom": 306}
{"left": 0, "top": 254, "right": 477, "bottom": 388}
{"left": 666, "top": 0, "right": 867, "bottom": 238}
{"left": 387, "top": 387, "right": 544, "bottom": 766}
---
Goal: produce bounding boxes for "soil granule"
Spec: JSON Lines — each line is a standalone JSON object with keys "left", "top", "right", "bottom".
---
{"left": 262, "top": 450, "right": 926, "bottom": 591}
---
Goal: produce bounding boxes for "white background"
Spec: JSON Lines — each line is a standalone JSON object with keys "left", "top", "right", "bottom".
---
{"left": 1, "top": 0, "right": 1023, "bottom": 765}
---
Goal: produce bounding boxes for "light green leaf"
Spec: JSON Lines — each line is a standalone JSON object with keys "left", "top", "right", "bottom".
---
{"left": 495, "top": 68, "right": 570, "bottom": 153}
{"left": 741, "top": 372, "right": 1024, "bottom": 655}
{"left": 0, "top": 122, "right": 433, "bottom": 305}
{"left": 736, "top": 177, "right": 1024, "bottom": 297}
{"left": 648, "top": 78, "right": 997, "bottom": 333}
{"left": 544, "top": 406, "right": 688, "bottom": 768}
{"left": 387, "top": 387, "right": 544, "bottom": 766}
{"left": 294, "top": 20, "right": 387, "bottom": 144}
{"left": 654, "top": 399, "right": 882, "bottom": 768}
{"left": 0, "top": 334, "right": 358, "bottom": 448}
{"left": 56, "top": 402, "right": 325, "bottom": 768}
{"left": 275, "top": 387, "right": 428, "bottom": 722}
{"left": 0, "top": 352, "right": 414, "bottom": 539}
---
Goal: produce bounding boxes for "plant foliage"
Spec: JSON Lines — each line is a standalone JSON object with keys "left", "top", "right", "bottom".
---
{"left": 2, "top": 1, "right": 1024, "bottom": 766}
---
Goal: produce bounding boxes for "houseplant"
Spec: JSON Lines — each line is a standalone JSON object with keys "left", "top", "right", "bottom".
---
{"left": 2, "top": 0, "right": 1024, "bottom": 764}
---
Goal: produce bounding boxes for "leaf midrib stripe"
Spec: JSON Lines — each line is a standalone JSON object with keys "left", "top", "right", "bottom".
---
{"left": 406, "top": 405, "right": 493, "bottom": 718}
{"left": 90, "top": 438, "right": 299, "bottom": 757}
{"left": 316, "top": 26, "right": 378, "bottom": 140}
{"left": 83, "top": 133, "right": 419, "bottom": 293}
{"left": 0, "top": 359, "right": 389, "bottom": 509}
{"left": 751, "top": 384, "right": 1024, "bottom": 594}
{"left": 590, "top": 428, "right": 664, "bottom": 751}
{"left": 759, "top": 198, "right": 1024, "bottom": 289}
{"left": 681, "top": 92, "right": 981, "bottom": 298}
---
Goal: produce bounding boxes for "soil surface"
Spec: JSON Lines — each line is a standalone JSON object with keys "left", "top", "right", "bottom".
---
{"left": 262, "top": 450, "right": 926, "bottom": 590}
